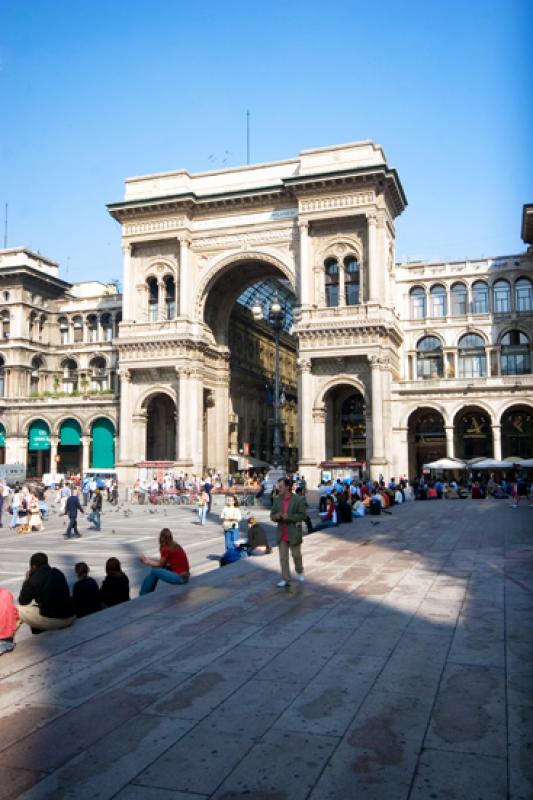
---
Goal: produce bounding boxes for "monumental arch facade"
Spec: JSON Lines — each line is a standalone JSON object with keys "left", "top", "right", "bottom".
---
{"left": 2, "top": 143, "right": 530, "bottom": 485}
{"left": 108, "top": 141, "right": 406, "bottom": 484}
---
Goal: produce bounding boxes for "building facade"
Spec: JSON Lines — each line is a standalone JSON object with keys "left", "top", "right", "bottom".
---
{"left": 1, "top": 143, "right": 532, "bottom": 484}
{"left": 0, "top": 249, "right": 121, "bottom": 476}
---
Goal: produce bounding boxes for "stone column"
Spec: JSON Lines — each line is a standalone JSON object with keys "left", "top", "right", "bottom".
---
{"left": 157, "top": 280, "right": 165, "bottom": 321}
{"left": 122, "top": 244, "right": 133, "bottom": 321}
{"left": 369, "top": 356, "right": 386, "bottom": 477}
{"left": 366, "top": 213, "right": 378, "bottom": 302}
{"left": 82, "top": 435, "right": 91, "bottom": 471}
{"left": 212, "top": 374, "right": 230, "bottom": 474}
{"left": 298, "top": 221, "right": 311, "bottom": 307}
{"left": 297, "top": 358, "right": 314, "bottom": 467}
{"left": 117, "top": 369, "right": 133, "bottom": 461}
{"left": 376, "top": 214, "right": 387, "bottom": 305}
{"left": 445, "top": 426, "right": 455, "bottom": 459}
{"left": 50, "top": 435, "right": 58, "bottom": 473}
{"left": 179, "top": 238, "right": 190, "bottom": 317}
{"left": 131, "top": 412, "right": 147, "bottom": 463}
{"left": 492, "top": 424, "right": 502, "bottom": 460}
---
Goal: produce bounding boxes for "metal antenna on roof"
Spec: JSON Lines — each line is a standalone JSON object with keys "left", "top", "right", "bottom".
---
{"left": 3, "top": 203, "right": 7, "bottom": 248}
{"left": 246, "top": 110, "right": 250, "bottom": 165}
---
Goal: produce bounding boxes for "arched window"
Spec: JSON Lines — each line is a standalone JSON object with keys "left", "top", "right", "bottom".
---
{"left": 30, "top": 356, "right": 44, "bottom": 394}
{"left": 515, "top": 277, "right": 533, "bottom": 312}
{"left": 501, "top": 331, "right": 530, "bottom": 375}
{"left": 0, "top": 355, "right": 5, "bottom": 396}
{"left": 58, "top": 316, "right": 69, "bottom": 345}
{"left": 101, "top": 313, "right": 113, "bottom": 342}
{"left": 114, "top": 312, "right": 122, "bottom": 337}
{"left": 451, "top": 283, "right": 467, "bottom": 316}
{"left": 410, "top": 287, "right": 426, "bottom": 319}
{"left": 493, "top": 280, "right": 511, "bottom": 313}
{"left": 458, "top": 333, "right": 486, "bottom": 378}
{"left": 38, "top": 314, "right": 46, "bottom": 342}
{"left": 147, "top": 277, "right": 159, "bottom": 321}
{"left": 89, "top": 356, "right": 108, "bottom": 390}
{"left": 416, "top": 336, "right": 443, "bottom": 379}
{"left": 87, "top": 314, "right": 98, "bottom": 344}
{"left": 344, "top": 257, "right": 360, "bottom": 306}
{"left": 61, "top": 358, "right": 78, "bottom": 394}
{"left": 472, "top": 280, "right": 489, "bottom": 314}
{"left": 28, "top": 311, "right": 38, "bottom": 340}
{"left": 164, "top": 276, "right": 176, "bottom": 319}
{"left": 430, "top": 285, "right": 447, "bottom": 317}
{"left": 2, "top": 291, "right": 9, "bottom": 302}
{"left": 73, "top": 315, "right": 83, "bottom": 343}
{"left": 325, "top": 259, "right": 339, "bottom": 307}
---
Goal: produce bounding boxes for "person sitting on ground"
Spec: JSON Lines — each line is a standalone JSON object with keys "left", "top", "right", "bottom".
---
{"left": 139, "top": 528, "right": 190, "bottom": 595}
{"left": 314, "top": 495, "right": 338, "bottom": 530}
{"left": 352, "top": 498, "right": 366, "bottom": 517}
{"left": 17, "top": 552, "right": 75, "bottom": 634}
{"left": 100, "top": 557, "right": 130, "bottom": 607}
{"left": 0, "top": 588, "right": 18, "bottom": 655}
{"left": 72, "top": 562, "right": 101, "bottom": 618}
{"left": 337, "top": 491, "right": 353, "bottom": 524}
{"left": 245, "top": 517, "right": 273, "bottom": 555}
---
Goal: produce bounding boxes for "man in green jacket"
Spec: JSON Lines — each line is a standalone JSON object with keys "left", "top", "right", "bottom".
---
{"left": 270, "top": 477, "right": 307, "bottom": 587}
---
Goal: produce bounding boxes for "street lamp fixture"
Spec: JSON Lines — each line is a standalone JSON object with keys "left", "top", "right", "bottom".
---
{"left": 252, "top": 294, "right": 284, "bottom": 470}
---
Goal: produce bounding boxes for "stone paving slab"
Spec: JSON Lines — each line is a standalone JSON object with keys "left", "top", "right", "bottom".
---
{"left": 0, "top": 499, "right": 532, "bottom": 799}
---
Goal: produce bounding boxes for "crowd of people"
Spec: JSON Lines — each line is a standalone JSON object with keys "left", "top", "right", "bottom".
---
{"left": 0, "top": 526, "right": 192, "bottom": 654}
{"left": 0, "top": 477, "right": 119, "bottom": 536}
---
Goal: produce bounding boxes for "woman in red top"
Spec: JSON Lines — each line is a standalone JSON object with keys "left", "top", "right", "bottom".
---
{"left": 139, "top": 528, "right": 190, "bottom": 595}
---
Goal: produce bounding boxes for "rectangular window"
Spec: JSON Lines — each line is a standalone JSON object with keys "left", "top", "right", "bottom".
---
{"left": 149, "top": 304, "right": 158, "bottom": 322}
{"left": 516, "top": 287, "right": 532, "bottom": 312}
{"left": 74, "top": 327, "right": 83, "bottom": 343}
{"left": 459, "top": 355, "right": 487, "bottom": 379}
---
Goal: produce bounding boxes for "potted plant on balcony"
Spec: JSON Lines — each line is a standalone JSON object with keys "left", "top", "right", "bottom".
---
{"left": 80, "top": 376, "right": 89, "bottom": 398}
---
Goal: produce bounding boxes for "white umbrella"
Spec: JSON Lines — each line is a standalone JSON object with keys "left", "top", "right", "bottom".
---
{"left": 424, "top": 458, "right": 466, "bottom": 470}
{"left": 515, "top": 458, "right": 533, "bottom": 467}
{"left": 471, "top": 458, "right": 513, "bottom": 469}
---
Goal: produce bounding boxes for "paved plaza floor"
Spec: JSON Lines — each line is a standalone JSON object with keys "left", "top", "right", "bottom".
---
{"left": 0, "top": 498, "right": 532, "bottom": 799}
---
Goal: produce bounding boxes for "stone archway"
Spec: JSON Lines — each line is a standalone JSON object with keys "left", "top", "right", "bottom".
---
{"left": 145, "top": 393, "right": 176, "bottom": 462}
{"left": 501, "top": 404, "right": 533, "bottom": 459}
{"left": 407, "top": 407, "right": 446, "bottom": 477}
{"left": 454, "top": 406, "right": 493, "bottom": 460}
{"left": 200, "top": 256, "right": 298, "bottom": 474}
{"left": 323, "top": 384, "right": 367, "bottom": 463}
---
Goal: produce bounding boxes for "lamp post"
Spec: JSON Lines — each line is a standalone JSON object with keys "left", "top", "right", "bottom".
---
{"left": 252, "top": 294, "right": 284, "bottom": 470}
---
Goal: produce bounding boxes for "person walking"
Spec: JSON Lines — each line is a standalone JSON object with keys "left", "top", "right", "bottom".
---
{"left": 197, "top": 488, "right": 209, "bottom": 526}
{"left": 87, "top": 488, "right": 102, "bottom": 531}
{"left": 220, "top": 495, "right": 242, "bottom": 549}
{"left": 270, "top": 477, "right": 307, "bottom": 588}
{"left": 139, "top": 528, "right": 190, "bottom": 595}
{"left": 64, "top": 487, "right": 84, "bottom": 539}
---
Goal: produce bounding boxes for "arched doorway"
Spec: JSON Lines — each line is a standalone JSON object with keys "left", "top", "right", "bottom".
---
{"left": 454, "top": 407, "right": 493, "bottom": 460}
{"left": 146, "top": 394, "right": 176, "bottom": 461}
{"left": 0, "top": 422, "right": 5, "bottom": 464}
{"left": 91, "top": 418, "right": 115, "bottom": 468}
{"left": 27, "top": 419, "right": 51, "bottom": 477}
{"left": 407, "top": 408, "right": 446, "bottom": 477}
{"left": 324, "top": 385, "right": 367, "bottom": 462}
{"left": 501, "top": 406, "right": 533, "bottom": 459}
{"left": 202, "top": 256, "right": 297, "bottom": 473}
{"left": 58, "top": 419, "right": 82, "bottom": 474}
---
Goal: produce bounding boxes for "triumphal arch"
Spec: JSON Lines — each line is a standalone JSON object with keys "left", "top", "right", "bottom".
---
{"left": 108, "top": 141, "right": 406, "bottom": 484}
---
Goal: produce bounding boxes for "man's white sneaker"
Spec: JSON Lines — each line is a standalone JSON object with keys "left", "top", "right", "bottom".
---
{"left": 297, "top": 573, "right": 305, "bottom": 582}
{"left": 277, "top": 580, "right": 289, "bottom": 588}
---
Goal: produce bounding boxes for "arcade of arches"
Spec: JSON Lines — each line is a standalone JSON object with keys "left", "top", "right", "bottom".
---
{"left": 407, "top": 404, "right": 533, "bottom": 477}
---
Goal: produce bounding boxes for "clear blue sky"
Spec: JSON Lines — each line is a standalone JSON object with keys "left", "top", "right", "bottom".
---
{"left": 1, "top": 0, "right": 532, "bottom": 284}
